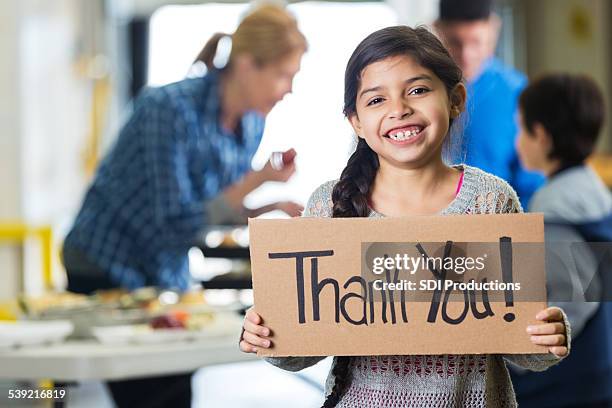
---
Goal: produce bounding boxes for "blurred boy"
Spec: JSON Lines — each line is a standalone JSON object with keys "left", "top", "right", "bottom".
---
{"left": 513, "top": 73, "right": 612, "bottom": 408}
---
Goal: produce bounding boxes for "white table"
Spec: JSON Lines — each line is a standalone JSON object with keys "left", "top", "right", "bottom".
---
{"left": 0, "top": 336, "right": 256, "bottom": 382}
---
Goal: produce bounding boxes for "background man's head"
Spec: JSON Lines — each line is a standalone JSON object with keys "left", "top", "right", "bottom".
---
{"left": 435, "top": 0, "right": 500, "bottom": 81}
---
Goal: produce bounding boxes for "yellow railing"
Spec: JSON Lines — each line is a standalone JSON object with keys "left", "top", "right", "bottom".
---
{"left": 83, "top": 76, "right": 111, "bottom": 179}
{"left": 0, "top": 223, "right": 53, "bottom": 291}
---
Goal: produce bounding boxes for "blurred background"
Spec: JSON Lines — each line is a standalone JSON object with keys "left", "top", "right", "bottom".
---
{"left": 1, "top": 0, "right": 611, "bottom": 407}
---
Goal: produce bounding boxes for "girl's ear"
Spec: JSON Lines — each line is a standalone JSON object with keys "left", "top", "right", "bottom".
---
{"left": 348, "top": 114, "right": 364, "bottom": 139}
{"left": 449, "top": 83, "right": 467, "bottom": 119}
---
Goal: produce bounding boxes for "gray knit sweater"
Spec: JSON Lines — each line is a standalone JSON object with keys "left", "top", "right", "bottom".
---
{"left": 264, "top": 165, "right": 571, "bottom": 408}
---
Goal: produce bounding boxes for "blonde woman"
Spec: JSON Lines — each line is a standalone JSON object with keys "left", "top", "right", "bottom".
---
{"left": 62, "top": 4, "right": 307, "bottom": 407}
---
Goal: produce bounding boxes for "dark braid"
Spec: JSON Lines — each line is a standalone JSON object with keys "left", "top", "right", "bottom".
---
{"left": 332, "top": 138, "right": 379, "bottom": 218}
{"left": 322, "top": 25, "right": 464, "bottom": 408}
{"left": 321, "top": 357, "right": 352, "bottom": 407}
{"left": 321, "top": 140, "right": 377, "bottom": 408}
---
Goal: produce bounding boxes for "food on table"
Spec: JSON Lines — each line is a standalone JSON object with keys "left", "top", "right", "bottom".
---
{"left": 15, "top": 288, "right": 212, "bottom": 337}
{"left": 184, "top": 312, "right": 215, "bottom": 330}
{"left": 150, "top": 314, "right": 185, "bottom": 330}
{"left": 179, "top": 291, "right": 206, "bottom": 306}
{"left": 149, "top": 310, "right": 215, "bottom": 331}
{"left": 91, "top": 289, "right": 128, "bottom": 304}
{"left": 18, "top": 292, "right": 90, "bottom": 316}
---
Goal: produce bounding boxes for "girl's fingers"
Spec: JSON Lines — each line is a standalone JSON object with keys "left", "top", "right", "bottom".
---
{"left": 526, "top": 322, "right": 564, "bottom": 335}
{"left": 245, "top": 308, "right": 261, "bottom": 325}
{"left": 527, "top": 314, "right": 568, "bottom": 358}
{"left": 243, "top": 318, "right": 271, "bottom": 337}
{"left": 536, "top": 307, "right": 563, "bottom": 322}
{"left": 549, "top": 346, "right": 569, "bottom": 358}
{"left": 242, "top": 331, "right": 272, "bottom": 348}
{"left": 239, "top": 340, "right": 258, "bottom": 354}
{"left": 530, "top": 334, "right": 566, "bottom": 346}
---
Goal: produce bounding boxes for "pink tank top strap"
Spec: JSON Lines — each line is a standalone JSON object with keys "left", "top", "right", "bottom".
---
{"left": 455, "top": 170, "right": 465, "bottom": 197}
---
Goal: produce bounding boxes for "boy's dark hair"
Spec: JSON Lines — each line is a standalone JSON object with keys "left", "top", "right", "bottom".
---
{"left": 324, "top": 25, "right": 463, "bottom": 408}
{"left": 439, "top": 0, "right": 493, "bottom": 22}
{"left": 519, "top": 73, "right": 605, "bottom": 168}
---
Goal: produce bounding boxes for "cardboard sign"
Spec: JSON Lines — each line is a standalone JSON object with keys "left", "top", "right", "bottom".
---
{"left": 249, "top": 214, "right": 547, "bottom": 357}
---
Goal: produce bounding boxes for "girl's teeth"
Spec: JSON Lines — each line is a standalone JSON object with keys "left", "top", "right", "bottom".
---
{"left": 390, "top": 129, "right": 419, "bottom": 140}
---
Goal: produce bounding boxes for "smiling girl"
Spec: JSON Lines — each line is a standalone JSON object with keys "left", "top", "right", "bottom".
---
{"left": 240, "top": 26, "right": 571, "bottom": 408}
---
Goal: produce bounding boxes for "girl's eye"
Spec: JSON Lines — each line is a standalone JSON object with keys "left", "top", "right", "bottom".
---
{"left": 367, "top": 97, "right": 384, "bottom": 106}
{"left": 409, "top": 87, "right": 429, "bottom": 96}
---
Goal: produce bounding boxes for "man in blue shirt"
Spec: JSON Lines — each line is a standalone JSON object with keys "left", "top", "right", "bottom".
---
{"left": 435, "top": 0, "right": 544, "bottom": 208}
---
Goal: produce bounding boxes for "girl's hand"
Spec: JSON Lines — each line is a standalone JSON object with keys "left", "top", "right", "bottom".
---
{"left": 239, "top": 307, "right": 273, "bottom": 354}
{"left": 527, "top": 307, "right": 568, "bottom": 358}
{"left": 274, "top": 201, "right": 304, "bottom": 217}
{"left": 259, "top": 149, "right": 297, "bottom": 183}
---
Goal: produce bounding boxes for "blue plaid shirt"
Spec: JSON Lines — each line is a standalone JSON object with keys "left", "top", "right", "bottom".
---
{"left": 64, "top": 71, "right": 265, "bottom": 290}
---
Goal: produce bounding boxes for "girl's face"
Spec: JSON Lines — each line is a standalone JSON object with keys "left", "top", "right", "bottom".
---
{"left": 515, "top": 110, "right": 550, "bottom": 172}
{"left": 349, "top": 55, "right": 464, "bottom": 169}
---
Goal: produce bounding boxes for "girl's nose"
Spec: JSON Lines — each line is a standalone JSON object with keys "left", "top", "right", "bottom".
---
{"left": 388, "top": 99, "right": 414, "bottom": 119}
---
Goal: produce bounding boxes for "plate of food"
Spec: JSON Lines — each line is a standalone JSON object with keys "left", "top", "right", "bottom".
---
{"left": 26, "top": 288, "right": 216, "bottom": 338}
{"left": 91, "top": 310, "right": 243, "bottom": 345}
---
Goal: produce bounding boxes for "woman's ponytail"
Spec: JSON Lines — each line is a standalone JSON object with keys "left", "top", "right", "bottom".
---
{"left": 194, "top": 32, "right": 231, "bottom": 70}
{"left": 193, "top": 5, "right": 307, "bottom": 73}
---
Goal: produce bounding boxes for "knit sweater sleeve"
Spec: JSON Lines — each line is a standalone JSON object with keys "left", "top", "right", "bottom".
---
{"left": 302, "top": 180, "right": 336, "bottom": 218}
{"left": 481, "top": 174, "right": 572, "bottom": 370}
{"left": 503, "top": 311, "right": 572, "bottom": 371}
{"left": 263, "top": 181, "right": 336, "bottom": 372}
